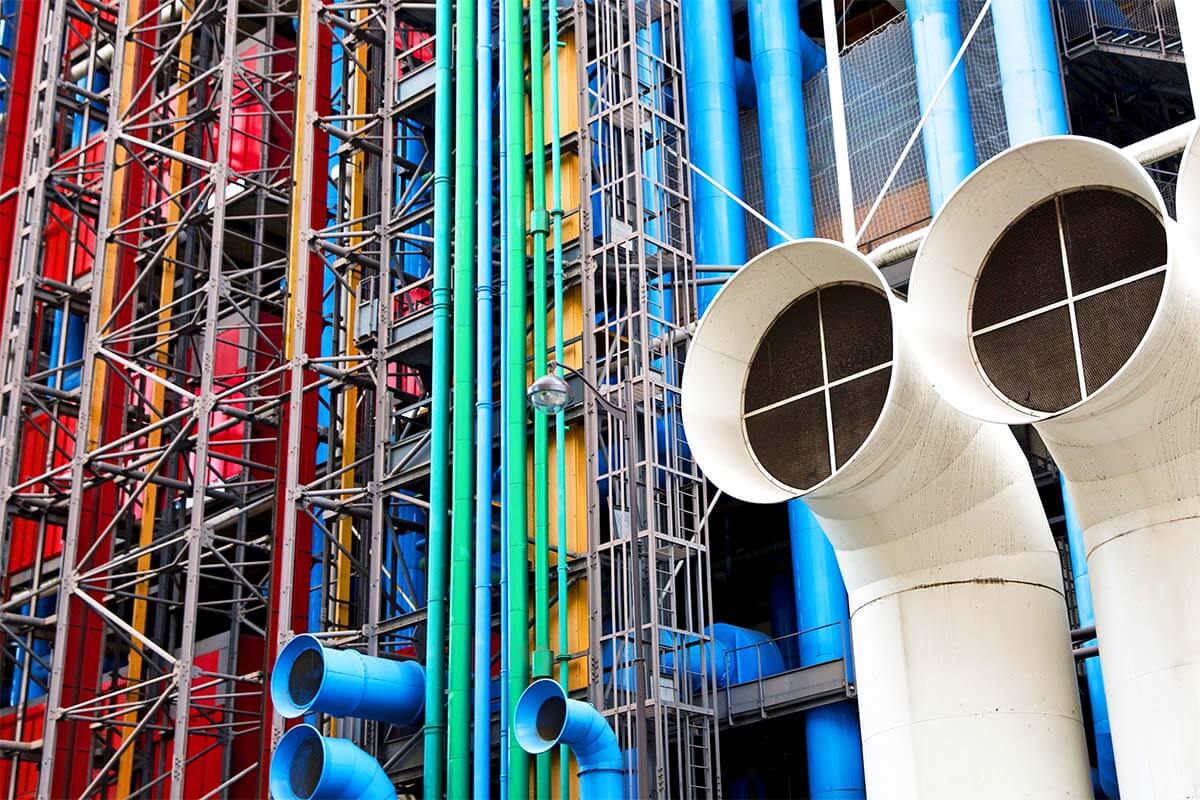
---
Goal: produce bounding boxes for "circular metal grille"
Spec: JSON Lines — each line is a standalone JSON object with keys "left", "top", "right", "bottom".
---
{"left": 743, "top": 283, "right": 893, "bottom": 491}
{"left": 970, "top": 188, "right": 1167, "bottom": 414}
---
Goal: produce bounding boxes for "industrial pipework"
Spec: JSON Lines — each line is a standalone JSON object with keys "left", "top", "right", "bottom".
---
{"left": 907, "top": 134, "right": 1200, "bottom": 800}
{"left": 514, "top": 679, "right": 625, "bottom": 800}
{"left": 680, "top": 239, "right": 1092, "bottom": 798}
{"left": 269, "top": 724, "right": 395, "bottom": 800}
{"left": 270, "top": 635, "right": 425, "bottom": 727}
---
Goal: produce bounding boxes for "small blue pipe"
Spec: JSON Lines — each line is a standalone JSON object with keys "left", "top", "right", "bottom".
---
{"left": 473, "top": 0, "right": 495, "bottom": 795}
{"left": 682, "top": 0, "right": 747, "bottom": 314}
{"left": 906, "top": 0, "right": 978, "bottom": 210}
{"left": 270, "top": 635, "right": 425, "bottom": 727}
{"left": 991, "top": 0, "right": 1069, "bottom": 145}
{"left": 1061, "top": 477, "right": 1119, "bottom": 799}
{"left": 789, "top": 502, "right": 865, "bottom": 800}
{"left": 269, "top": 724, "right": 394, "bottom": 800}
{"left": 514, "top": 679, "right": 625, "bottom": 800}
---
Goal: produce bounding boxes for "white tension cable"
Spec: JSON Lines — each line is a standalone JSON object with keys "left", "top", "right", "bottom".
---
{"left": 681, "top": 239, "right": 1091, "bottom": 799}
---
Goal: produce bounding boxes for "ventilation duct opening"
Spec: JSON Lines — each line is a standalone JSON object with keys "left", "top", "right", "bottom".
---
{"left": 908, "top": 135, "right": 1200, "bottom": 798}
{"left": 969, "top": 188, "right": 1167, "bottom": 413}
{"left": 743, "top": 284, "right": 892, "bottom": 490}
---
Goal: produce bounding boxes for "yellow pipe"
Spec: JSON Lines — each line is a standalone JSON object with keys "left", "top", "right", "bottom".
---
{"left": 334, "top": 10, "right": 370, "bottom": 635}
{"left": 104, "top": 2, "right": 153, "bottom": 794}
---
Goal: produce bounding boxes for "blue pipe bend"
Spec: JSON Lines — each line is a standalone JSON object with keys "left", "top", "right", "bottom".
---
{"left": 514, "top": 679, "right": 625, "bottom": 800}
{"left": 269, "top": 724, "right": 395, "bottom": 800}
{"left": 271, "top": 634, "right": 425, "bottom": 727}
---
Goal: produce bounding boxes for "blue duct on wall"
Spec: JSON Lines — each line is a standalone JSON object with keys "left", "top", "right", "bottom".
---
{"left": 682, "top": 0, "right": 747, "bottom": 314}
{"left": 788, "top": 502, "right": 865, "bottom": 800}
{"left": 906, "top": 0, "right": 978, "bottom": 210}
{"left": 1062, "top": 477, "right": 1120, "bottom": 799}
{"left": 269, "top": 724, "right": 395, "bottom": 800}
{"left": 991, "top": 0, "right": 1069, "bottom": 145}
{"left": 271, "top": 634, "right": 425, "bottom": 727}
{"left": 515, "top": 679, "right": 626, "bottom": 800}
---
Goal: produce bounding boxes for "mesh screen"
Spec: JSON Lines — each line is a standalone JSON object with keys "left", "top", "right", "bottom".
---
{"left": 971, "top": 198, "right": 1068, "bottom": 331}
{"left": 745, "top": 392, "right": 831, "bottom": 490}
{"left": 744, "top": 292, "right": 823, "bottom": 412}
{"left": 821, "top": 284, "right": 892, "bottom": 381}
{"left": 1061, "top": 189, "right": 1168, "bottom": 294}
{"left": 830, "top": 366, "right": 892, "bottom": 467}
{"left": 1075, "top": 272, "right": 1166, "bottom": 394}
{"left": 974, "top": 306, "right": 1081, "bottom": 412}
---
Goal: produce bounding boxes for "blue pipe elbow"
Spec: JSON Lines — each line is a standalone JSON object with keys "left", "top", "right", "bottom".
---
{"left": 271, "top": 634, "right": 425, "bottom": 727}
{"left": 269, "top": 724, "right": 395, "bottom": 800}
{"left": 514, "top": 679, "right": 625, "bottom": 800}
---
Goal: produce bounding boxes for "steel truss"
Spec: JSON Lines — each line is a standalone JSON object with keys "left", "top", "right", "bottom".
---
{"left": 273, "top": 0, "right": 435, "bottom": 790}
{"left": 0, "top": 0, "right": 305, "bottom": 796}
{"left": 578, "top": 0, "right": 721, "bottom": 797}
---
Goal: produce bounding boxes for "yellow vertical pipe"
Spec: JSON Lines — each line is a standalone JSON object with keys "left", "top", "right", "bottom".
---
{"left": 108, "top": 2, "right": 155, "bottom": 794}
{"left": 333, "top": 10, "right": 370, "bottom": 634}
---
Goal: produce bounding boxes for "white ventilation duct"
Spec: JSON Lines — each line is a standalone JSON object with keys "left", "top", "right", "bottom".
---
{"left": 681, "top": 239, "right": 1091, "bottom": 798}
{"left": 1177, "top": 122, "right": 1200, "bottom": 236}
{"left": 907, "top": 135, "right": 1200, "bottom": 800}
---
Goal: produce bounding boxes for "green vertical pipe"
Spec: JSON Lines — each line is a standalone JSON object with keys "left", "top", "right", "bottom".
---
{"left": 548, "top": 2, "right": 569, "bottom": 799}
{"left": 448, "top": 0, "right": 477, "bottom": 795}
{"left": 529, "top": 0, "right": 552, "bottom": 796}
{"left": 504, "top": 0, "right": 530, "bottom": 791}
{"left": 423, "top": 0, "right": 453, "bottom": 794}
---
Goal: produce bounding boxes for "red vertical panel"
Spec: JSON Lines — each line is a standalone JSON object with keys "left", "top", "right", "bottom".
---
{"left": 0, "top": 0, "right": 41, "bottom": 322}
{"left": 257, "top": 24, "right": 332, "bottom": 793}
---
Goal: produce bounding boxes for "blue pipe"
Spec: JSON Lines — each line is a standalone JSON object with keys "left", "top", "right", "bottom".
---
{"left": 682, "top": 0, "right": 747, "bottom": 314}
{"left": 991, "top": 0, "right": 1069, "bottom": 145}
{"left": 514, "top": 679, "right": 625, "bottom": 800}
{"left": 747, "top": 0, "right": 822, "bottom": 246}
{"left": 269, "top": 724, "right": 394, "bottom": 800}
{"left": 906, "top": 0, "right": 978, "bottom": 210}
{"left": 270, "top": 634, "right": 425, "bottom": 727}
{"left": 1061, "top": 477, "right": 1119, "bottom": 799}
{"left": 789, "top": 502, "right": 865, "bottom": 800}
{"left": 472, "top": 0, "right": 495, "bottom": 795}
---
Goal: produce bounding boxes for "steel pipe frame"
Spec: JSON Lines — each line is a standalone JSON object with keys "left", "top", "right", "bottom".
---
{"left": 579, "top": 1, "right": 722, "bottom": 796}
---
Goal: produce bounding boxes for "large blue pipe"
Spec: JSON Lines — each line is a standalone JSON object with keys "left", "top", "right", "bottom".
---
{"left": 906, "top": 0, "right": 978, "bottom": 210}
{"left": 270, "top": 635, "right": 425, "bottom": 727}
{"left": 472, "top": 0, "right": 495, "bottom": 794}
{"left": 991, "top": 0, "right": 1069, "bottom": 145}
{"left": 496, "top": 1, "right": 510, "bottom": 796}
{"left": 682, "top": 0, "right": 747, "bottom": 314}
{"left": 1062, "top": 477, "right": 1119, "bottom": 799}
{"left": 788, "top": 502, "right": 865, "bottom": 800}
{"left": 514, "top": 679, "right": 625, "bottom": 800}
{"left": 743, "top": 1, "right": 865, "bottom": 794}
{"left": 269, "top": 724, "right": 394, "bottom": 800}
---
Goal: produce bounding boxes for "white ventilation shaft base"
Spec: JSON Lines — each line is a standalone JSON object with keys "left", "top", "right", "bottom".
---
{"left": 908, "top": 135, "right": 1200, "bottom": 800}
{"left": 682, "top": 240, "right": 1091, "bottom": 799}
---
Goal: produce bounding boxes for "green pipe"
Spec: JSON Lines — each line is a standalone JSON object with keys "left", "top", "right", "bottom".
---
{"left": 447, "top": 0, "right": 477, "bottom": 795}
{"left": 423, "top": 0, "right": 453, "bottom": 794}
{"left": 504, "top": 0, "right": 530, "bottom": 791}
{"left": 529, "top": 0, "right": 552, "bottom": 796}
{"left": 548, "top": 2, "right": 569, "bottom": 799}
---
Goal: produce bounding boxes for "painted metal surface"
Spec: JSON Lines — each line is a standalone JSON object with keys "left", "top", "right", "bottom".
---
{"left": 906, "top": 0, "right": 977, "bottom": 209}
{"left": 270, "top": 724, "right": 395, "bottom": 800}
{"left": 681, "top": 240, "right": 1092, "bottom": 798}
{"left": 909, "top": 135, "right": 1200, "bottom": 800}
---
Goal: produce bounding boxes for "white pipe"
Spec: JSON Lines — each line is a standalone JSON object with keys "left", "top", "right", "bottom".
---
{"left": 681, "top": 239, "right": 1092, "bottom": 799}
{"left": 820, "top": 0, "right": 856, "bottom": 244}
{"left": 1167, "top": 0, "right": 1200, "bottom": 112}
{"left": 907, "top": 135, "right": 1200, "bottom": 800}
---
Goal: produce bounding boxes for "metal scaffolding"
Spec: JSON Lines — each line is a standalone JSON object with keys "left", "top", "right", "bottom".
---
{"left": 0, "top": 0, "right": 304, "bottom": 796}
{"left": 578, "top": 0, "right": 721, "bottom": 796}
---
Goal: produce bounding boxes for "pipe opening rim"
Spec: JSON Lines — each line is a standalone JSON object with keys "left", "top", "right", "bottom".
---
{"left": 269, "top": 724, "right": 326, "bottom": 800}
{"left": 514, "top": 678, "right": 569, "bottom": 754}
{"left": 271, "top": 634, "right": 328, "bottom": 719}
